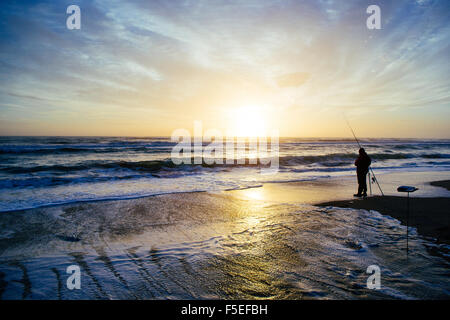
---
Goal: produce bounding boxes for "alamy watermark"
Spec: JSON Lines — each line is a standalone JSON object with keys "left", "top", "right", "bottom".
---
{"left": 171, "top": 121, "right": 280, "bottom": 174}
{"left": 66, "top": 264, "right": 81, "bottom": 290}
{"left": 366, "top": 265, "right": 381, "bottom": 290}
{"left": 66, "top": 5, "right": 81, "bottom": 30}
{"left": 367, "top": 5, "right": 381, "bottom": 30}
{"left": 65, "top": 5, "right": 381, "bottom": 31}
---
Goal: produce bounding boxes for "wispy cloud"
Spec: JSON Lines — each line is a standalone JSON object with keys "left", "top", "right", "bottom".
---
{"left": 0, "top": 0, "right": 449, "bottom": 137}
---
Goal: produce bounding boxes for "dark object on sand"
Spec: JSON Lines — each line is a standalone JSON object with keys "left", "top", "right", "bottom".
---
{"left": 429, "top": 180, "right": 450, "bottom": 191}
{"left": 397, "top": 186, "right": 418, "bottom": 193}
{"left": 397, "top": 186, "right": 418, "bottom": 254}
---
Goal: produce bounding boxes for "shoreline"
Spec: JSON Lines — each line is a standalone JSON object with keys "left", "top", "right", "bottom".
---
{"left": 233, "top": 173, "right": 450, "bottom": 245}
{"left": 2, "top": 172, "right": 449, "bottom": 244}
{"left": 314, "top": 177, "right": 450, "bottom": 244}
{"left": 2, "top": 168, "right": 450, "bottom": 214}
{"left": 2, "top": 170, "right": 450, "bottom": 214}
{"left": 316, "top": 195, "right": 450, "bottom": 244}
{"left": 0, "top": 171, "right": 449, "bottom": 299}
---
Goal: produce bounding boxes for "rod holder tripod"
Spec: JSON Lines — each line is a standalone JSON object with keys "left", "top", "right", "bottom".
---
{"left": 397, "top": 186, "right": 418, "bottom": 255}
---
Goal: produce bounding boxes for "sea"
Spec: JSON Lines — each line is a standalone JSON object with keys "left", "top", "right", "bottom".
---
{"left": 1, "top": 136, "right": 450, "bottom": 212}
{"left": 0, "top": 137, "right": 449, "bottom": 299}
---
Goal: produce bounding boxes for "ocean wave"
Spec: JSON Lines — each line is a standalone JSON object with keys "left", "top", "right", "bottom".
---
{"left": 0, "top": 145, "right": 174, "bottom": 155}
{"left": 0, "top": 159, "right": 177, "bottom": 174}
{"left": 0, "top": 173, "right": 162, "bottom": 189}
{"left": 420, "top": 153, "right": 450, "bottom": 159}
{"left": 2, "top": 152, "right": 450, "bottom": 175}
{"left": 279, "top": 153, "right": 412, "bottom": 166}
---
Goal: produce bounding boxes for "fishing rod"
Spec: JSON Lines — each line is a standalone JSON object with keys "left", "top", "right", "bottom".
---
{"left": 344, "top": 116, "right": 385, "bottom": 196}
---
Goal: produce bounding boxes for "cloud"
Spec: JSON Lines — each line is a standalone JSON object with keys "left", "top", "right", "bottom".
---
{"left": 0, "top": 0, "right": 449, "bottom": 137}
{"left": 276, "top": 72, "right": 311, "bottom": 88}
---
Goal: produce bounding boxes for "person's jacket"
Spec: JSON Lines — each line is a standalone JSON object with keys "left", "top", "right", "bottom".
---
{"left": 355, "top": 154, "right": 371, "bottom": 173}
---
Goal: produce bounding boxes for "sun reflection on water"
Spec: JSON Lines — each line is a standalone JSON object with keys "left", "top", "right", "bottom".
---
{"left": 239, "top": 187, "right": 266, "bottom": 201}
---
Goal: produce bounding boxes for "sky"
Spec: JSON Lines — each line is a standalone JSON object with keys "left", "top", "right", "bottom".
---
{"left": 0, "top": 0, "right": 449, "bottom": 138}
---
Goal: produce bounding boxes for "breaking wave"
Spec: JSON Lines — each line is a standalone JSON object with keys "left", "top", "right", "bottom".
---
{"left": 1, "top": 137, "right": 450, "bottom": 211}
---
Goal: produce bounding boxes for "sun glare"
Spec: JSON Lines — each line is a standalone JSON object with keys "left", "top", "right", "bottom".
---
{"left": 228, "top": 106, "right": 267, "bottom": 138}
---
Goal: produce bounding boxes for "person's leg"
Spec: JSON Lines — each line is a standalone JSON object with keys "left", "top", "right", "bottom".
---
{"left": 361, "top": 171, "right": 367, "bottom": 196}
{"left": 355, "top": 172, "right": 363, "bottom": 196}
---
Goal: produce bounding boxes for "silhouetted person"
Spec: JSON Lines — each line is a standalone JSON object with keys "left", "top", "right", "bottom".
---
{"left": 354, "top": 148, "right": 371, "bottom": 197}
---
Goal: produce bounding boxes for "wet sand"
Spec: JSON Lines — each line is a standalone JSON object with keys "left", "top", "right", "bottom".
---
{"left": 0, "top": 171, "right": 449, "bottom": 299}
{"left": 235, "top": 174, "right": 450, "bottom": 244}
{"left": 316, "top": 195, "right": 450, "bottom": 244}
{"left": 314, "top": 178, "right": 450, "bottom": 244}
{"left": 1, "top": 172, "right": 449, "bottom": 257}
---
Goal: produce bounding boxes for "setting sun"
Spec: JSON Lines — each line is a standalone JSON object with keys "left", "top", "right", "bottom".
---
{"left": 228, "top": 106, "right": 268, "bottom": 138}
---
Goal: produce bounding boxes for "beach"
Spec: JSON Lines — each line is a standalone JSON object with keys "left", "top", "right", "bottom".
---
{"left": 0, "top": 170, "right": 449, "bottom": 299}
{"left": 1, "top": 0, "right": 450, "bottom": 307}
{"left": 316, "top": 196, "right": 450, "bottom": 244}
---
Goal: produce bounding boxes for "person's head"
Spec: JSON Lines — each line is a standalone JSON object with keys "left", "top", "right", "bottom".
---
{"left": 359, "top": 148, "right": 366, "bottom": 155}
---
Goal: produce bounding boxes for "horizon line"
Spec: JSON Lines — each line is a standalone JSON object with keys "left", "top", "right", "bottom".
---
{"left": 0, "top": 135, "right": 449, "bottom": 140}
